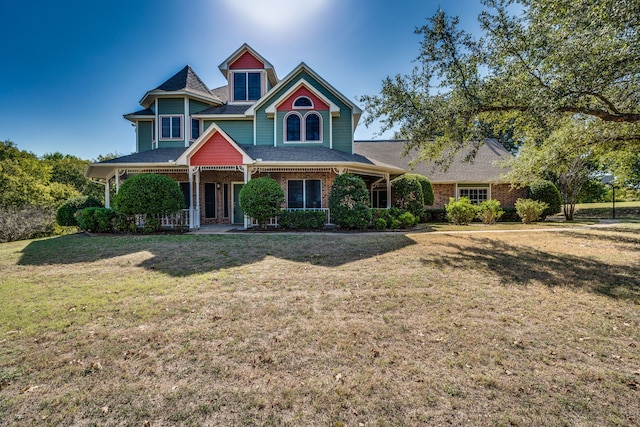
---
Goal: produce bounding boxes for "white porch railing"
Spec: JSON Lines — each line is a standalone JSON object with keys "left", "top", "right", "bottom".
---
{"left": 135, "top": 209, "right": 191, "bottom": 230}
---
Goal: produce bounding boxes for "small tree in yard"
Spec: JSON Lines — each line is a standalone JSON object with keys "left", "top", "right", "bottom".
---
{"left": 114, "top": 174, "right": 185, "bottom": 231}
{"left": 329, "top": 173, "right": 371, "bottom": 229}
{"left": 445, "top": 197, "right": 478, "bottom": 225}
{"left": 239, "top": 177, "right": 285, "bottom": 229}
{"left": 515, "top": 198, "right": 548, "bottom": 224}
{"left": 477, "top": 199, "right": 504, "bottom": 225}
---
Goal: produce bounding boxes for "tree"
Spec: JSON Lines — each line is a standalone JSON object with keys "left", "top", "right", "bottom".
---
{"left": 238, "top": 177, "right": 285, "bottom": 229}
{"left": 505, "top": 118, "right": 598, "bottom": 220}
{"left": 360, "top": 0, "right": 640, "bottom": 167}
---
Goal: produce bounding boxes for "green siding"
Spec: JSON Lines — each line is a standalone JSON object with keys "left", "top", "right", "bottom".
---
{"left": 158, "top": 98, "right": 184, "bottom": 114}
{"left": 254, "top": 70, "right": 354, "bottom": 153}
{"left": 201, "top": 120, "right": 254, "bottom": 145}
{"left": 158, "top": 98, "right": 186, "bottom": 147}
{"left": 189, "top": 99, "right": 210, "bottom": 114}
{"left": 137, "top": 121, "right": 153, "bottom": 152}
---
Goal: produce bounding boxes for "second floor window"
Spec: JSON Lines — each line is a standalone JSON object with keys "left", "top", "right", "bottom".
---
{"left": 233, "top": 72, "right": 261, "bottom": 102}
{"left": 191, "top": 118, "right": 200, "bottom": 141}
{"left": 160, "top": 115, "right": 182, "bottom": 140}
{"left": 285, "top": 112, "right": 322, "bottom": 142}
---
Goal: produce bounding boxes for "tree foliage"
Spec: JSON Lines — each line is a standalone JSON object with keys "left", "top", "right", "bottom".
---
{"left": 238, "top": 177, "right": 285, "bottom": 228}
{"left": 114, "top": 174, "right": 185, "bottom": 216}
{"left": 360, "top": 0, "right": 640, "bottom": 167}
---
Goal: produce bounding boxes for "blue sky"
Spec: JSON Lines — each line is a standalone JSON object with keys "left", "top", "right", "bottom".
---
{"left": 1, "top": 0, "right": 485, "bottom": 160}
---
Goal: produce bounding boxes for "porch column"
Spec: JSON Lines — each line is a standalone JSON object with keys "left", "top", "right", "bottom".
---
{"left": 243, "top": 166, "right": 250, "bottom": 229}
{"left": 386, "top": 174, "right": 392, "bottom": 209}
{"left": 104, "top": 176, "right": 111, "bottom": 208}
{"left": 115, "top": 168, "right": 120, "bottom": 193}
{"left": 195, "top": 167, "right": 201, "bottom": 229}
{"left": 188, "top": 167, "right": 194, "bottom": 229}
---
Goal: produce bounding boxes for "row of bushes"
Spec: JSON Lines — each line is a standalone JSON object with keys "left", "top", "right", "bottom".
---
{"left": 439, "top": 197, "right": 549, "bottom": 225}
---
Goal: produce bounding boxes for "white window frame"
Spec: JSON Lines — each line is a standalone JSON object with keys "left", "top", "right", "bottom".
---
{"left": 283, "top": 111, "right": 322, "bottom": 143}
{"left": 287, "top": 179, "right": 323, "bottom": 209}
{"left": 293, "top": 96, "right": 314, "bottom": 109}
{"left": 230, "top": 70, "right": 265, "bottom": 103}
{"left": 457, "top": 187, "right": 489, "bottom": 205}
{"left": 160, "top": 115, "right": 183, "bottom": 140}
{"left": 190, "top": 117, "right": 201, "bottom": 142}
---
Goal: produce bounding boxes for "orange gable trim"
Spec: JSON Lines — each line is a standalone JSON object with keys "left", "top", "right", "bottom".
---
{"left": 229, "top": 51, "right": 264, "bottom": 69}
{"left": 190, "top": 131, "right": 244, "bottom": 166}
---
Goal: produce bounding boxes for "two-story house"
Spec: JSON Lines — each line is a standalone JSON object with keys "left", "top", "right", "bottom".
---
{"left": 86, "top": 44, "right": 406, "bottom": 229}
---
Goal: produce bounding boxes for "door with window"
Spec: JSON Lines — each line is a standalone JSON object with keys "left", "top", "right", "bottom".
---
{"left": 232, "top": 183, "right": 244, "bottom": 224}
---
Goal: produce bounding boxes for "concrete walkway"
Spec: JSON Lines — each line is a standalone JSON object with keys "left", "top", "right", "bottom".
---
{"left": 185, "top": 225, "right": 239, "bottom": 234}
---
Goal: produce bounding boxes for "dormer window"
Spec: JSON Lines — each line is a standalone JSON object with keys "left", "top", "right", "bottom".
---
{"left": 293, "top": 96, "right": 313, "bottom": 108}
{"left": 233, "top": 72, "right": 261, "bottom": 102}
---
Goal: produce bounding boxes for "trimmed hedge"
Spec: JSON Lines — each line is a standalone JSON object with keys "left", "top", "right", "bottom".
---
{"left": 329, "top": 174, "right": 371, "bottom": 229}
{"left": 392, "top": 174, "right": 425, "bottom": 218}
{"left": 370, "top": 207, "right": 417, "bottom": 229}
{"left": 56, "top": 195, "right": 102, "bottom": 226}
{"left": 423, "top": 208, "right": 447, "bottom": 223}
{"left": 76, "top": 207, "right": 119, "bottom": 233}
{"left": 114, "top": 174, "right": 185, "bottom": 216}
{"left": 445, "top": 197, "right": 478, "bottom": 225}
{"left": 279, "top": 210, "right": 326, "bottom": 229}
{"left": 239, "top": 177, "right": 285, "bottom": 228}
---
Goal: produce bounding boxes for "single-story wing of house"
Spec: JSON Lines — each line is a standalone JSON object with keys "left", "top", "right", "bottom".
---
{"left": 353, "top": 139, "right": 527, "bottom": 209}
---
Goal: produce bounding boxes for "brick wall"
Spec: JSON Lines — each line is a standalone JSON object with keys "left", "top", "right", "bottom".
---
{"left": 432, "top": 184, "right": 456, "bottom": 208}
{"left": 430, "top": 183, "right": 527, "bottom": 208}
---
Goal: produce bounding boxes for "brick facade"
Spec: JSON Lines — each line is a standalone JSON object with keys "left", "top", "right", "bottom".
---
{"left": 430, "top": 183, "right": 526, "bottom": 208}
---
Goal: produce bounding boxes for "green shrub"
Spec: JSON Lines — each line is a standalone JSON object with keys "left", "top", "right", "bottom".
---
{"left": 398, "top": 211, "right": 417, "bottom": 228}
{"left": 114, "top": 174, "right": 185, "bottom": 216}
{"left": 392, "top": 174, "right": 425, "bottom": 218}
{"left": 239, "top": 177, "right": 285, "bottom": 228}
{"left": 374, "top": 217, "right": 387, "bottom": 230}
{"left": 515, "top": 198, "right": 549, "bottom": 224}
{"left": 389, "top": 218, "right": 401, "bottom": 229}
{"left": 329, "top": 174, "right": 371, "bottom": 229}
{"left": 500, "top": 207, "right": 520, "bottom": 222}
{"left": 94, "top": 208, "right": 117, "bottom": 233}
{"left": 477, "top": 199, "right": 504, "bottom": 225}
{"left": 414, "top": 174, "right": 435, "bottom": 206}
{"left": 445, "top": 197, "right": 478, "bottom": 225}
{"left": 528, "top": 180, "right": 562, "bottom": 219}
{"left": 76, "top": 207, "right": 100, "bottom": 232}
{"left": 423, "top": 208, "right": 447, "bottom": 222}
{"left": 112, "top": 212, "right": 136, "bottom": 233}
{"left": 56, "top": 195, "right": 102, "bottom": 226}
{"left": 143, "top": 217, "right": 159, "bottom": 234}
{"left": 279, "top": 210, "right": 326, "bottom": 229}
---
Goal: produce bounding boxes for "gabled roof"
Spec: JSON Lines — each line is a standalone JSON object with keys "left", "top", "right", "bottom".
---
{"left": 218, "top": 43, "right": 278, "bottom": 87}
{"left": 139, "top": 65, "right": 223, "bottom": 108}
{"left": 353, "top": 139, "right": 513, "bottom": 184}
{"left": 84, "top": 148, "right": 188, "bottom": 180}
{"left": 246, "top": 62, "right": 363, "bottom": 127}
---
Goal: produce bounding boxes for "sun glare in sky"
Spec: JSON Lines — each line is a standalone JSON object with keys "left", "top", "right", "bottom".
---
{"left": 221, "top": 0, "right": 330, "bottom": 35}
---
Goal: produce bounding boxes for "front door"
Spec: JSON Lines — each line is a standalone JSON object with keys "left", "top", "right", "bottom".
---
{"left": 232, "top": 183, "right": 244, "bottom": 224}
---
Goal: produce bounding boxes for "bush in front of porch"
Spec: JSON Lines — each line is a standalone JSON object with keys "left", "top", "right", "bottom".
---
{"left": 239, "top": 177, "right": 285, "bottom": 229}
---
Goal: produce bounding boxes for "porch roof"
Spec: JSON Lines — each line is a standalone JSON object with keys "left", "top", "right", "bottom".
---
{"left": 85, "top": 146, "right": 406, "bottom": 180}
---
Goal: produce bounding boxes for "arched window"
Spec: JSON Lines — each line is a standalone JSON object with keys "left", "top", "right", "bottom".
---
{"left": 286, "top": 113, "right": 301, "bottom": 141}
{"left": 305, "top": 113, "right": 320, "bottom": 141}
{"left": 293, "top": 96, "right": 313, "bottom": 108}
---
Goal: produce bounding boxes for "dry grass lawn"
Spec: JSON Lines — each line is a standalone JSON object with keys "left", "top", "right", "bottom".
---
{"left": 1, "top": 225, "right": 639, "bottom": 426}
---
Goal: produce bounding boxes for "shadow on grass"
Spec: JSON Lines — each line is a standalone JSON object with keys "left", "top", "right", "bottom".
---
{"left": 423, "top": 230, "right": 640, "bottom": 301}
{"left": 18, "top": 232, "right": 417, "bottom": 276}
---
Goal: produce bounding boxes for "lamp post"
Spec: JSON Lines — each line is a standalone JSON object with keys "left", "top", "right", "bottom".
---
{"left": 602, "top": 175, "right": 616, "bottom": 220}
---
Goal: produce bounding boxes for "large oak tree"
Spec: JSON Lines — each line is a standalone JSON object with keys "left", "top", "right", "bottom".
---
{"left": 360, "top": 0, "right": 640, "bottom": 167}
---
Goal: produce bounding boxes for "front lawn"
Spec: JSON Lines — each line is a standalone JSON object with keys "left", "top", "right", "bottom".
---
{"left": 1, "top": 226, "right": 639, "bottom": 426}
